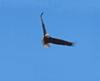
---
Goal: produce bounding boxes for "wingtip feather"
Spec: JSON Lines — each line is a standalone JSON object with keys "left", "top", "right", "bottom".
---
{"left": 40, "top": 12, "right": 44, "bottom": 17}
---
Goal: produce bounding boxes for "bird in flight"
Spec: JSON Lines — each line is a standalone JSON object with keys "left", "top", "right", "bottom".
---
{"left": 40, "top": 12, "right": 74, "bottom": 47}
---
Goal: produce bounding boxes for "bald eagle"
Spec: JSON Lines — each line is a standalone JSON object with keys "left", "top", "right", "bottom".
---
{"left": 40, "top": 12, "right": 74, "bottom": 47}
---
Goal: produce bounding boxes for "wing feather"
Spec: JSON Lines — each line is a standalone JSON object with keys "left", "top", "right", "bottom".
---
{"left": 40, "top": 12, "right": 47, "bottom": 36}
{"left": 48, "top": 37, "right": 74, "bottom": 46}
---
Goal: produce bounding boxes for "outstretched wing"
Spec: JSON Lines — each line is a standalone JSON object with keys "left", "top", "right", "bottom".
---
{"left": 48, "top": 37, "right": 74, "bottom": 46}
{"left": 40, "top": 12, "right": 47, "bottom": 36}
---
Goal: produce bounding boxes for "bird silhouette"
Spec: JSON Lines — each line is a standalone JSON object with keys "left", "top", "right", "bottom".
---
{"left": 40, "top": 12, "right": 74, "bottom": 47}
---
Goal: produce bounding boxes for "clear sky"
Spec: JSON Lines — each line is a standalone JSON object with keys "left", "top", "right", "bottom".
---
{"left": 0, "top": 0, "right": 100, "bottom": 81}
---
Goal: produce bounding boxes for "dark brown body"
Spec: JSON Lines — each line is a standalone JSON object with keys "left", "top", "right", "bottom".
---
{"left": 43, "top": 36, "right": 49, "bottom": 45}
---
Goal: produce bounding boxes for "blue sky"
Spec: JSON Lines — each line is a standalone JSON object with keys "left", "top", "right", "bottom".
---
{"left": 0, "top": 0, "right": 100, "bottom": 81}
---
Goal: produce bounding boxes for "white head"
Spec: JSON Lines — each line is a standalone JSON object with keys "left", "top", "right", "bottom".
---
{"left": 45, "top": 33, "right": 49, "bottom": 36}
